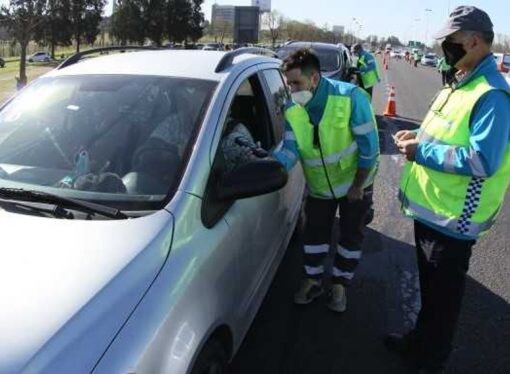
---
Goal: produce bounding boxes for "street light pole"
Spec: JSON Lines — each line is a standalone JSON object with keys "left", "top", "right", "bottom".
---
{"left": 425, "top": 8, "right": 432, "bottom": 48}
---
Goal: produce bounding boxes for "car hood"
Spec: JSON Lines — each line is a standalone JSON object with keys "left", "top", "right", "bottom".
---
{"left": 0, "top": 209, "right": 174, "bottom": 373}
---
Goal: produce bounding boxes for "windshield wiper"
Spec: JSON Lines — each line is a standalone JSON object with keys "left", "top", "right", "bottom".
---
{"left": 0, "top": 188, "right": 128, "bottom": 219}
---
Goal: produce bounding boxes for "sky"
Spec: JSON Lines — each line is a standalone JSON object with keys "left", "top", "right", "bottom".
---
{"left": 2, "top": 0, "right": 509, "bottom": 45}
{"left": 197, "top": 0, "right": 510, "bottom": 44}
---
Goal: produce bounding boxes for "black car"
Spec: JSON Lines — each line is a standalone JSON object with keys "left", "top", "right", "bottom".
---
{"left": 276, "top": 41, "right": 352, "bottom": 82}
{"left": 0, "top": 58, "right": 5, "bottom": 68}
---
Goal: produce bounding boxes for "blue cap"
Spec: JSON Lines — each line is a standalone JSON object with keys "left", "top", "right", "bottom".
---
{"left": 434, "top": 6, "right": 493, "bottom": 40}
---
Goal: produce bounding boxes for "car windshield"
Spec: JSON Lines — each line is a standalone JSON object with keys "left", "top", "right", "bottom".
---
{"left": 0, "top": 75, "right": 216, "bottom": 210}
{"left": 278, "top": 46, "right": 341, "bottom": 72}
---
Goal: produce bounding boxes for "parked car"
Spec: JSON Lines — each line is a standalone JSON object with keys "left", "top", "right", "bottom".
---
{"left": 421, "top": 53, "right": 438, "bottom": 67}
{"left": 276, "top": 41, "right": 351, "bottom": 81}
{"left": 390, "top": 49, "right": 403, "bottom": 59}
{"left": 203, "top": 43, "right": 223, "bottom": 51}
{"left": 27, "top": 51, "right": 51, "bottom": 63}
{"left": 493, "top": 52, "right": 510, "bottom": 74}
{"left": 0, "top": 47, "right": 305, "bottom": 373}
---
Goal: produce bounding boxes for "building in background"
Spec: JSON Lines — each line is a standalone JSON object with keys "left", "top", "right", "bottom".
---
{"left": 211, "top": 4, "right": 236, "bottom": 26}
{"left": 333, "top": 25, "right": 345, "bottom": 37}
{"left": 251, "top": 0, "right": 271, "bottom": 13}
{"left": 234, "top": 6, "right": 260, "bottom": 45}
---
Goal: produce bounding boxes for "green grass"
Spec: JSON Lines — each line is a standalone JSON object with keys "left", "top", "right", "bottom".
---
{"left": 0, "top": 63, "right": 54, "bottom": 104}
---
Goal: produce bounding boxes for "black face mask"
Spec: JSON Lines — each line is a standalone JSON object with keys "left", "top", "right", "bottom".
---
{"left": 441, "top": 40, "right": 466, "bottom": 67}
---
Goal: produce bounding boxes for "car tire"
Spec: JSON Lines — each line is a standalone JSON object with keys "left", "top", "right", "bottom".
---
{"left": 190, "top": 339, "right": 228, "bottom": 374}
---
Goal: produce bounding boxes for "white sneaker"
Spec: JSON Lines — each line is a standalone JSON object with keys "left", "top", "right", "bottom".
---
{"left": 294, "top": 278, "right": 324, "bottom": 305}
{"left": 327, "top": 284, "right": 347, "bottom": 312}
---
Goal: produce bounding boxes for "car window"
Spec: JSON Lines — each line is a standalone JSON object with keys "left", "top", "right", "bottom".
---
{"left": 503, "top": 54, "right": 510, "bottom": 65}
{"left": 0, "top": 75, "right": 216, "bottom": 210}
{"left": 261, "top": 69, "right": 289, "bottom": 143}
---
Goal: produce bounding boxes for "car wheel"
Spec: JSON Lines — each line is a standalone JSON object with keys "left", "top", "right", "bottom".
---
{"left": 190, "top": 339, "right": 228, "bottom": 374}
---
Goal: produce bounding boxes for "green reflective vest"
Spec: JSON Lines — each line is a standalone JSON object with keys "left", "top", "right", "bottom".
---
{"left": 285, "top": 95, "right": 374, "bottom": 199}
{"left": 399, "top": 75, "right": 510, "bottom": 239}
{"left": 438, "top": 57, "right": 451, "bottom": 72}
{"left": 358, "top": 53, "right": 379, "bottom": 89}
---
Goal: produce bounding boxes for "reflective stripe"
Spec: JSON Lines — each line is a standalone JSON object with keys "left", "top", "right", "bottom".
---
{"left": 337, "top": 245, "right": 362, "bottom": 259}
{"left": 282, "top": 149, "right": 297, "bottom": 161}
{"left": 418, "top": 131, "right": 448, "bottom": 145}
{"left": 352, "top": 121, "right": 375, "bottom": 136}
{"left": 360, "top": 151, "right": 379, "bottom": 160}
{"left": 468, "top": 150, "right": 488, "bottom": 177}
{"left": 419, "top": 132, "right": 488, "bottom": 177}
{"left": 444, "top": 146, "right": 457, "bottom": 174}
{"left": 303, "top": 142, "right": 358, "bottom": 167}
{"left": 304, "top": 244, "right": 329, "bottom": 254}
{"left": 305, "top": 265, "right": 324, "bottom": 276}
{"left": 317, "top": 168, "right": 376, "bottom": 199}
{"left": 399, "top": 190, "right": 496, "bottom": 236}
{"left": 284, "top": 131, "right": 296, "bottom": 141}
{"left": 332, "top": 268, "right": 354, "bottom": 280}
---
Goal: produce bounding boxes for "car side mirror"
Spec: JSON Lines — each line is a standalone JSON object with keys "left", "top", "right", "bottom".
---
{"left": 216, "top": 159, "right": 288, "bottom": 201}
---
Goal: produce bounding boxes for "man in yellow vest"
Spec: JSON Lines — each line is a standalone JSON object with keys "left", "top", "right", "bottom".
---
{"left": 351, "top": 43, "right": 380, "bottom": 100}
{"left": 273, "top": 48, "right": 380, "bottom": 312}
{"left": 387, "top": 6, "right": 510, "bottom": 372}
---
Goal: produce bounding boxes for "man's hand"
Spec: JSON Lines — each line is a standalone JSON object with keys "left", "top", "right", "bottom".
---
{"left": 347, "top": 184, "right": 364, "bottom": 202}
{"left": 397, "top": 138, "right": 419, "bottom": 161}
{"left": 394, "top": 130, "right": 417, "bottom": 142}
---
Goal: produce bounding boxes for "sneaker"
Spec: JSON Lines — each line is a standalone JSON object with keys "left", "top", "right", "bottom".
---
{"left": 294, "top": 278, "right": 323, "bottom": 305}
{"left": 326, "top": 284, "right": 347, "bottom": 312}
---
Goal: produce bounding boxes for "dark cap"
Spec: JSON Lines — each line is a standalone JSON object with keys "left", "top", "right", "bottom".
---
{"left": 434, "top": 6, "right": 493, "bottom": 40}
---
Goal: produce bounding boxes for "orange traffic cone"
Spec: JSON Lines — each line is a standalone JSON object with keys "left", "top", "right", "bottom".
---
{"left": 384, "top": 85, "right": 397, "bottom": 117}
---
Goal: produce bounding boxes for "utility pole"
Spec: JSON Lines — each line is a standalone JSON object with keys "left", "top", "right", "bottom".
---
{"left": 425, "top": 8, "right": 432, "bottom": 48}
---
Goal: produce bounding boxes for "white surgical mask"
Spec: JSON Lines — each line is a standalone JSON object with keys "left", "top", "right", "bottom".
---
{"left": 292, "top": 90, "right": 313, "bottom": 106}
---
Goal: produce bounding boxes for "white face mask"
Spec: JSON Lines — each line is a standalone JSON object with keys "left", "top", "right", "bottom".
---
{"left": 292, "top": 90, "right": 314, "bottom": 106}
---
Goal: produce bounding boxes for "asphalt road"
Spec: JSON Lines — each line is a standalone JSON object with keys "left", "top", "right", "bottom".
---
{"left": 229, "top": 58, "right": 510, "bottom": 374}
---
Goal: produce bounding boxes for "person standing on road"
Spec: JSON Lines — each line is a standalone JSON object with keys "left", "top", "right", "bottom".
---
{"left": 273, "top": 48, "right": 380, "bottom": 313}
{"left": 388, "top": 6, "right": 510, "bottom": 373}
{"left": 437, "top": 55, "right": 452, "bottom": 86}
{"left": 351, "top": 43, "right": 380, "bottom": 100}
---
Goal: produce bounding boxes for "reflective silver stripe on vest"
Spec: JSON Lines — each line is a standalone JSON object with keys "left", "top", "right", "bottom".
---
{"left": 352, "top": 121, "right": 375, "bottom": 135}
{"left": 303, "top": 142, "right": 358, "bottom": 167}
{"left": 417, "top": 131, "right": 448, "bottom": 145}
{"left": 418, "top": 132, "right": 488, "bottom": 177}
{"left": 399, "top": 190, "right": 496, "bottom": 236}
{"left": 314, "top": 167, "right": 376, "bottom": 199}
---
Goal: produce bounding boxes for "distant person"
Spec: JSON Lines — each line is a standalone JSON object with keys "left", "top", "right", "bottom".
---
{"left": 351, "top": 43, "right": 380, "bottom": 100}
{"left": 437, "top": 55, "right": 452, "bottom": 85}
{"left": 389, "top": 6, "right": 510, "bottom": 373}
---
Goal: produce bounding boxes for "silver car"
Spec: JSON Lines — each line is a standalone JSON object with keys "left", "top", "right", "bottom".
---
{"left": 0, "top": 48, "right": 305, "bottom": 373}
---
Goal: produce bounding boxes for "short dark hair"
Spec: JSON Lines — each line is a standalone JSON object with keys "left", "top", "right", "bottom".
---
{"left": 282, "top": 48, "right": 321, "bottom": 76}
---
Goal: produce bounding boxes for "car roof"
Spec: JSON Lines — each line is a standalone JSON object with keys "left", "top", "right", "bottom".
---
{"left": 282, "top": 42, "right": 340, "bottom": 51}
{"left": 44, "top": 50, "right": 279, "bottom": 82}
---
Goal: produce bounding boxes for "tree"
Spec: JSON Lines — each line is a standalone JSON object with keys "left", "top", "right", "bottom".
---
{"left": 211, "top": 19, "right": 232, "bottom": 43}
{"left": 142, "top": 0, "right": 165, "bottom": 46}
{"left": 111, "top": 0, "right": 145, "bottom": 45}
{"left": 187, "top": 0, "right": 204, "bottom": 43}
{"left": 262, "top": 10, "right": 284, "bottom": 48}
{"left": 35, "top": 0, "right": 73, "bottom": 59}
{"left": 166, "top": 0, "right": 193, "bottom": 43}
{"left": 0, "top": 0, "right": 47, "bottom": 88}
{"left": 70, "top": 0, "right": 106, "bottom": 52}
